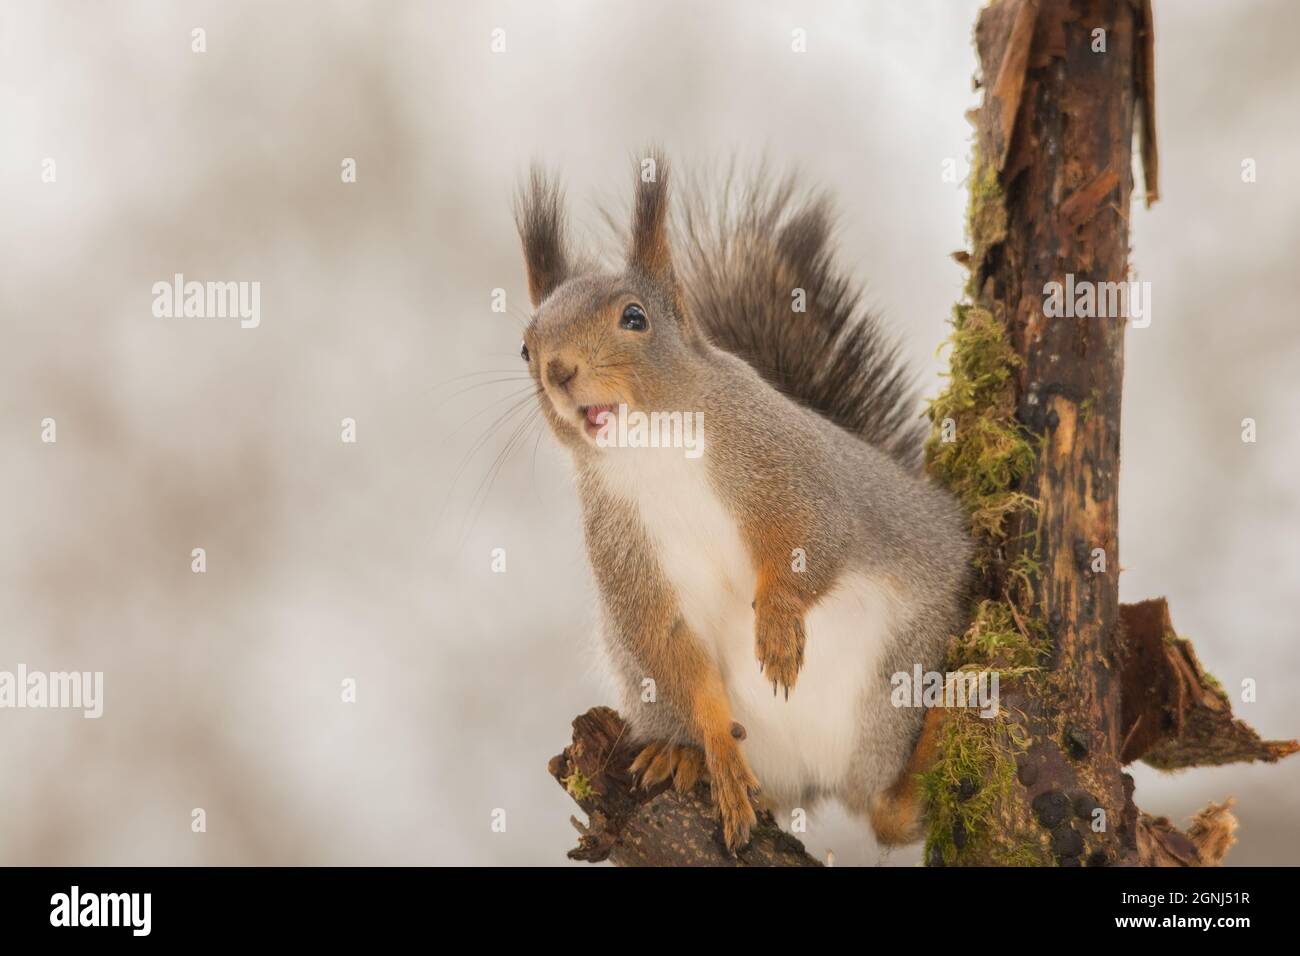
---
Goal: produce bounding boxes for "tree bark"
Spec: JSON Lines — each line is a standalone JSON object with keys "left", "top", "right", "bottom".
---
{"left": 548, "top": 707, "right": 820, "bottom": 867}
{"left": 1118, "top": 599, "right": 1298, "bottom": 769}
{"left": 948, "top": 0, "right": 1293, "bottom": 867}
{"left": 948, "top": 0, "right": 1146, "bottom": 867}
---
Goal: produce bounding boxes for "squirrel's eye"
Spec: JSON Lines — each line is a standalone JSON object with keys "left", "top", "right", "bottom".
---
{"left": 520, "top": 341, "right": 530, "bottom": 362}
{"left": 620, "top": 303, "right": 648, "bottom": 332}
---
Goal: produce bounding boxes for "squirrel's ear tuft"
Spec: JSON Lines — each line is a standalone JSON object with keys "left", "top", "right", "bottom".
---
{"left": 515, "top": 166, "right": 571, "bottom": 307}
{"left": 629, "top": 150, "right": 673, "bottom": 283}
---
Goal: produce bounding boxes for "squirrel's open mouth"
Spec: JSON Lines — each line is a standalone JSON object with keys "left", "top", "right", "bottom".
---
{"left": 578, "top": 404, "right": 618, "bottom": 439}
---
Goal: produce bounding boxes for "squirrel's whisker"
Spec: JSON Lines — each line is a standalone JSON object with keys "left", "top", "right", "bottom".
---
{"left": 457, "top": 403, "right": 544, "bottom": 548}
{"left": 437, "top": 376, "right": 536, "bottom": 402}
{"left": 436, "top": 388, "right": 541, "bottom": 532}
{"left": 448, "top": 385, "right": 539, "bottom": 447}
{"left": 430, "top": 368, "right": 532, "bottom": 386}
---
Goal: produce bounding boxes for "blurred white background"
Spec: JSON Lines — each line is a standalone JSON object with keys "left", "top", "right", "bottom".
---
{"left": 1, "top": 0, "right": 1296, "bottom": 865}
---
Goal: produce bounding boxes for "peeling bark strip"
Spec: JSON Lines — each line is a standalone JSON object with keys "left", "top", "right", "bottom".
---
{"left": 987, "top": 0, "right": 1040, "bottom": 169}
{"left": 1135, "top": 0, "right": 1159, "bottom": 205}
{"left": 1119, "top": 599, "right": 1299, "bottom": 768}
{"left": 548, "top": 708, "right": 821, "bottom": 867}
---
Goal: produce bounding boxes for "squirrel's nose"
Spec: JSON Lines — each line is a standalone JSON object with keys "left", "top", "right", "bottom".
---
{"left": 546, "top": 358, "right": 578, "bottom": 391}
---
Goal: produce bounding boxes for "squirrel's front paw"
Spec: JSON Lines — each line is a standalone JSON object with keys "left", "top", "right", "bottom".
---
{"left": 705, "top": 738, "right": 759, "bottom": 853}
{"left": 754, "top": 599, "right": 806, "bottom": 698}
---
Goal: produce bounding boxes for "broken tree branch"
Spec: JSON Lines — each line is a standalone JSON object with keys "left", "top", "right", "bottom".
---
{"left": 1137, "top": 800, "right": 1237, "bottom": 867}
{"left": 1119, "top": 598, "right": 1299, "bottom": 769}
{"left": 548, "top": 707, "right": 821, "bottom": 867}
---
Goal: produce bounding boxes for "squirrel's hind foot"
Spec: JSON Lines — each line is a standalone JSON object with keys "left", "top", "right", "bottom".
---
{"left": 630, "top": 741, "right": 706, "bottom": 794}
{"left": 631, "top": 738, "right": 760, "bottom": 853}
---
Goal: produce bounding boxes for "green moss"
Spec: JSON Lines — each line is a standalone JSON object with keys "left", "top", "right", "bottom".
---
{"left": 1174, "top": 635, "right": 1227, "bottom": 699}
{"left": 1162, "top": 633, "right": 1227, "bottom": 699}
{"left": 1079, "top": 388, "right": 1102, "bottom": 422}
{"left": 925, "top": 304, "right": 1038, "bottom": 542}
{"left": 966, "top": 157, "right": 1008, "bottom": 292}
{"left": 921, "top": 141, "right": 1059, "bottom": 866}
{"left": 1006, "top": 549, "right": 1043, "bottom": 601}
{"left": 946, "top": 599, "right": 1049, "bottom": 673}
{"left": 920, "top": 707, "right": 1047, "bottom": 866}
{"left": 562, "top": 769, "right": 594, "bottom": 801}
{"left": 929, "top": 145, "right": 1033, "bottom": 546}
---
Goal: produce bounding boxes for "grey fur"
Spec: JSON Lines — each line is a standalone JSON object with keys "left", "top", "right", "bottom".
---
{"left": 679, "top": 169, "right": 927, "bottom": 465}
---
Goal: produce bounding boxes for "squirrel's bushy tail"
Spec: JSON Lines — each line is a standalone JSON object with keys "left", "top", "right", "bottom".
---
{"left": 678, "top": 169, "right": 925, "bottom": 464}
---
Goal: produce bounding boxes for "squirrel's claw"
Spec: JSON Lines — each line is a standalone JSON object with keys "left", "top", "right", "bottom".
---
{"left": 754, "top": 603, "right": 807, "bottom": 699}
{"left": 636, "top": 738, "right": 756, "bottom": 852}
{"left": 706, "top": 738, "right": 760, "bottom": 854}
{"left": 631, "top": 741, "right": 707, "bottom": 794}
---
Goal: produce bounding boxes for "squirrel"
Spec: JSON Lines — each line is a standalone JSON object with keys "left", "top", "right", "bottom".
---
{"left": 514, "top": 152, "right": 972, "bottom": 853}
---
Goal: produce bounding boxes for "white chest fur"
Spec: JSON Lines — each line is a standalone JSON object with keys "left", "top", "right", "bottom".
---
{"left": 592, "top": 447, "right": 897, "bottom": 806}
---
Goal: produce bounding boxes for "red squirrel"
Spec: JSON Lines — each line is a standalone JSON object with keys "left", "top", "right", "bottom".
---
{"left": 515, "top": 154, "right": 970, "bottom": 851}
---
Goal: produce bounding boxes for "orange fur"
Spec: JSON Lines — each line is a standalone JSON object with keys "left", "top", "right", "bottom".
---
{"left": 749, "top": 518, "right": 820, "bottom": 696}
{"left": 869, "top": 706, "right": 948, "bottom": 845}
